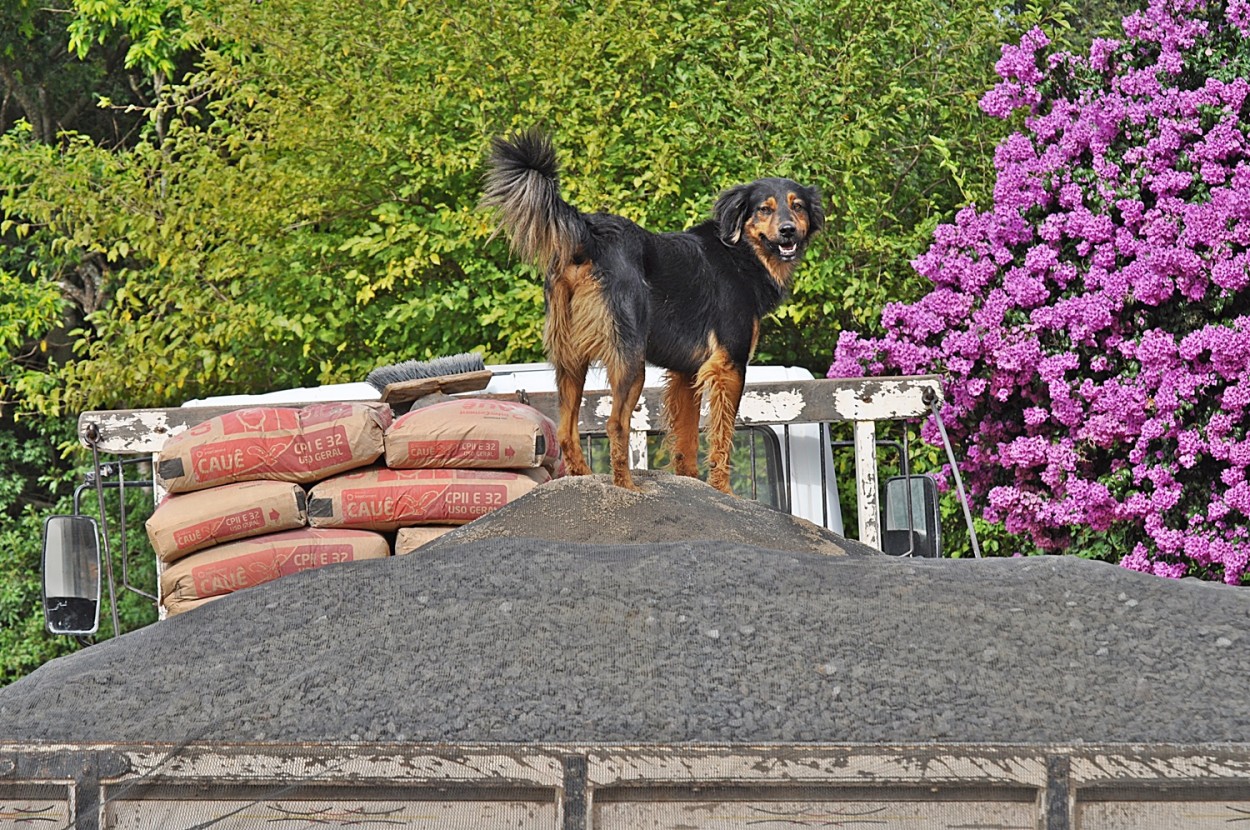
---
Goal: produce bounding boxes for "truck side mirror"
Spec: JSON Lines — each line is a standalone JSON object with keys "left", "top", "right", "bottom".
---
{"left": 882, "top": 475, "right": 942, "bottom": 558}
{"left": 42, "top": 515, "right": 102, "bottom": 636}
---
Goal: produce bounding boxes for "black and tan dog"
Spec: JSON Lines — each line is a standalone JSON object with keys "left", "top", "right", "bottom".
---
{"left": 484, "top": 130, "right": 823, "bottom": 493}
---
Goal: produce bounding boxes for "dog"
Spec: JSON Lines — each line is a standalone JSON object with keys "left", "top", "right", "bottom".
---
{"left": 483, "top": 129, "right": 823, "bottom": 493}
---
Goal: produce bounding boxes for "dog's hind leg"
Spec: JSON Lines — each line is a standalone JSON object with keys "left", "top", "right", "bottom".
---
{"left": 696, "top": 347, "right": 746, "bottom": 494}
{"left": 554, "top": 360, "right": 592, "bottom": 476}
{"left": 546, "top": 262, "right": 600, "bottom": 477}
{"left": 662, "top": 370, "right": 701, "bottom": 478}
{"left": 605, "top": 361, "right": 645, "bottom": 491}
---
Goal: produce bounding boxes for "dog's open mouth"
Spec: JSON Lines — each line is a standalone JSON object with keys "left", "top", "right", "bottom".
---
{"left": 776, "top": 240, "right": 799, "bottom": 261}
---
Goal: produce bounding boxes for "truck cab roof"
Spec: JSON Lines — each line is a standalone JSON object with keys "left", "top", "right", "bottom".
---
{"left": 180, "top": 362, "right": 818, "bottom": 407}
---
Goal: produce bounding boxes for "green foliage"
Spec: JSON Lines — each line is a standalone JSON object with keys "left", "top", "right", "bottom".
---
{"left": 3, "top": 0, "right": 1038, "bottom": 411}
{"left": 67, "top": 0, "right": 201, "bottom": 77}
{"left": 0, "top": 272, "right": 62, "bottom": 356}
{"left": 1, "top": 0, "right": 148, "bottom": 146}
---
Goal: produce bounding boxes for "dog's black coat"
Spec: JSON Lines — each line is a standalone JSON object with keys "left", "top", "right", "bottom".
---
{"left": 484, "top": 130, "right": 823, "bottom": 491}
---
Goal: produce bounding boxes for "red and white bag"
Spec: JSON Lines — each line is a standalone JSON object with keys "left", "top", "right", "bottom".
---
{"left": 384, "top": 399, "right": 559, "bottom": 470}
{"left": 145, "top": 480, "right": 307, "bottom": 563}
{"left": 308, "top": 467, "right": 550, "bottom": 530}
{"left": 160, "top": 527, "right": 389, "bottom": 606}
{"left": 156, "top": 403, "right": 391, "bottom": 494}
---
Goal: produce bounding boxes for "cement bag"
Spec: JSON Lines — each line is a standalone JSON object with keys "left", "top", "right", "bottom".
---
{"left": 163, "top": 594, "right": 222, "bottom": 618}
{"left": 156, "top": 403, "right": 391, "bottom": 494}
{"left": 160, "top": 527, "right": 389, "bottom": 606}
{"left": 384, "top": 399, "right": 559, "bottom": 470}
{"left": 146, "top": 480, "right": 307, "bottom": 563}
{"left": 308, "top": 467, "right": 550, "bottom": 530}
{"left": 394, "top": 526, "right": 456, "bottom": 554}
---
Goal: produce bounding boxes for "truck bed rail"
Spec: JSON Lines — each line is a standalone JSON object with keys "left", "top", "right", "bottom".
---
{"left": 5, "top": 741, "right": 1250, "bottom": 829}
{"left": 76, "top": 375, "right": 945, "bottom": 549}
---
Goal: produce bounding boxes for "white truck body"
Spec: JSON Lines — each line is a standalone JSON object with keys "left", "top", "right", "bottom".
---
{"left": 141, "top": 364, "right": 949, "bottom": 548}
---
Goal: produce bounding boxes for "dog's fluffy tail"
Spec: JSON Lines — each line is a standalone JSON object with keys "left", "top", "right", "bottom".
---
{"left": 483, "top": 129, "right": 585, "bottom": 271}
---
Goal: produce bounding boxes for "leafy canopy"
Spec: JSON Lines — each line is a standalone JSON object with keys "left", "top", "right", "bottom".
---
{"left": 1, "top": 0, "right": 1030, "bottom": 416}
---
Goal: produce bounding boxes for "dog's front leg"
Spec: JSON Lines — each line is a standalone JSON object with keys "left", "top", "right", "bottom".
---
{"left": 697, "top": 355, "right": 745, "bottom": 494}
{"left": 605, "top": 363, "right": 645, "bottom": 491}
{"left": 555, "top": 361, "right": 591, "bottom": 476}
{"left": 662, "top": 370, "right": 701, "bottom": 478}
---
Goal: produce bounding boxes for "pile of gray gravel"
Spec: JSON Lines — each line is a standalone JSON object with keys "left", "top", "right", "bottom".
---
{"left": 3, "top": 473, "right": 1250, "bottom": 745}
{"left": 424, "top": 471, "right": 876, "bottom": 556}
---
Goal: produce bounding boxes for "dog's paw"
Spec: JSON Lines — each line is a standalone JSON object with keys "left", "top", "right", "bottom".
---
{"left": 707, "top": 464, "right": 735, "bottom": 495}
{"left": 672, "top": 453, "right": 699, "bottom": 478}
{"left": 612, "top": 470, "right": 640, "bottom": 491}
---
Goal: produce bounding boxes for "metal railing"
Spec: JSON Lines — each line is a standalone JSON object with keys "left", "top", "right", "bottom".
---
{"left": 78, "top": 375, "right": 975, "bottom": 553}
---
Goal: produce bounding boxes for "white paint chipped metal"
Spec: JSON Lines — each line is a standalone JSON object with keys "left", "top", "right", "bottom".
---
{"left": 738, "top": 388, "right": 806, "bottom": 423}
{"left": 829, "top": 378, "right": 937, "bottom": 421}
{"left": 592, "top": 396, "right": 654, "bottom": 432}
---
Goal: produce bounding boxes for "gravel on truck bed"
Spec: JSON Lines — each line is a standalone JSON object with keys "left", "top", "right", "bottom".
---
{"left": 2, "top": 473, "right": 1249, "bottom": 745}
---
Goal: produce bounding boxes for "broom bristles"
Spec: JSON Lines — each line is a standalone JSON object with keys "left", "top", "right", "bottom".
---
{"left": 365, "top": 352, "right": 487, "bottom": 392}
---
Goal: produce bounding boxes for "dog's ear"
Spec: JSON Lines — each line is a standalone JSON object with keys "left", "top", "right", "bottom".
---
{"left": 804, "top": 186, "right": 826, "bottom": 236}
{"left": 714, "top": 184, "right": 754, "bottom": 245}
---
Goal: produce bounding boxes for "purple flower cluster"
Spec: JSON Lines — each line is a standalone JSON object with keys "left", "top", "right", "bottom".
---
{"left": 830, "top": 0, "right": 1250, "bottom": 582}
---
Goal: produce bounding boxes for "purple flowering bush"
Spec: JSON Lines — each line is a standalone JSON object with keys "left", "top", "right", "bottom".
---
{"left": 829, "top": 0, "right": 1250, "bottom": 581}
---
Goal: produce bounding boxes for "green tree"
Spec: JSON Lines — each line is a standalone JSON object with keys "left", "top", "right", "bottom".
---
{"left": 6, "top": 0, "right": 1039, "bottom": 409}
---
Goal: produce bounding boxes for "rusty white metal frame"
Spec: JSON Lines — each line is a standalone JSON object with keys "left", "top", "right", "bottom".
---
{"left": 6, "top": 742, "right": 1250, "bottom": 829}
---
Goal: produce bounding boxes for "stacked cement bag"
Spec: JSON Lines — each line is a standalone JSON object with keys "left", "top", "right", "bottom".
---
{"left": 146, "top": 398, "right": 562, "bottom": 614}
{"left": 154, "top": 404, "right": 390, "bottom": 493}
{"left": 310, "top": 399, "right": 561, "bottom": 554}
{"left": 147, "top": 403, "right": 392, "bottom": 615}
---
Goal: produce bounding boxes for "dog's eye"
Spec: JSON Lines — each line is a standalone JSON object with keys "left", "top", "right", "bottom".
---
{"left": 757, "top": 204, "right": 774, "bottom": 216}
{"left": 792, "top": 201, "right": 806, "bottom": 213}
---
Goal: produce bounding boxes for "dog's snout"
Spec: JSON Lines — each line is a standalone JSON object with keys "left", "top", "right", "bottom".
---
{"left": 779, "top": 222, "right": 797, "bottom": 239}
